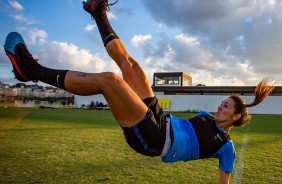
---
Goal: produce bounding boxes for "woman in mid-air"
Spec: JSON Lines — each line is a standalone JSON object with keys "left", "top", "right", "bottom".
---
{"left": 4, "top": 0, "right": 275, "bottom": 183}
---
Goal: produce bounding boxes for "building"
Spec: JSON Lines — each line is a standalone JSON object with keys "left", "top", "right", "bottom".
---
{"left": 0, "top": 82, "right": 74, "bottom": 105}
{"left": 153, "top": 72, "right": 192, "bottom": 87}
{"left": 0, "top": 83, "right": 16, "bottom": 103}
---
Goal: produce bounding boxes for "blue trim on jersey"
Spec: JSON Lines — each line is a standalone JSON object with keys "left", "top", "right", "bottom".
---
{"left": 204, "top": 112, "right": 236, "bottom": 172}
{"left": 211, "top": 140, "right": 235, "bottom": 173}
{"left": 196, "top": 111, "right": 213, "bottom": 116}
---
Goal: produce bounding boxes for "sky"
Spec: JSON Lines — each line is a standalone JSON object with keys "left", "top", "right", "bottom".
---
{"left": 1, "top": 0, "right": 282, "bottom": 86}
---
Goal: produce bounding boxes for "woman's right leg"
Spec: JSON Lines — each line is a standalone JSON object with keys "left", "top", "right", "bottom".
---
{"left": 66, "top": 70, "right": 168, "bottom": 157}
{"left": 4, "top": 32, "right": 148, "bottom": 128}
{"left": 64, "top": 71, "right": 148, "bottom": 127}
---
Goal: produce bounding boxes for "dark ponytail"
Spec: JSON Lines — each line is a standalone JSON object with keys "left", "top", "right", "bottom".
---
{"left": 230, "top": 78, "right": 275, "bottom": 127}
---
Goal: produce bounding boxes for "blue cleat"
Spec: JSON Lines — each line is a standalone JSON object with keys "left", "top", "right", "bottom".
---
{"left": 4, "top": 32, "right": 38, "bottom": 82}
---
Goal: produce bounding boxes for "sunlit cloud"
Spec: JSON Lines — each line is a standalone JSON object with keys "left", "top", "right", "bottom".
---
{"left": 27, "top": 29, "right": 48, "bottom": 45}
{"left": 131, "top": 34, "right": 152, "bottom": 47}
{"left": 83, "top": 23, "right": 96, "bottom": 32}
{"left": 9, "top": 0, "right": 23, "bottom": 11}
{"left": 10, "top": 14, "right": 40, "bottom": 25}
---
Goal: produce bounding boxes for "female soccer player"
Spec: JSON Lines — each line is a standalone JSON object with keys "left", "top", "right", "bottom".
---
{"left": 4, "top": 0, "right": 275, "bottom": 183}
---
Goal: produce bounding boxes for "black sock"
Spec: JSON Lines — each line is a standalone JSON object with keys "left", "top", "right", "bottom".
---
{"left": 30, "top": 64, "right": 68, "bottom": 90}
{"left": 94, "top": 11, "right": 119, "bottom": 47}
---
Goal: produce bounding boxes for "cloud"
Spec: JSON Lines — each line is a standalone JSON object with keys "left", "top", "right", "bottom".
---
{"left": 27, "top": 29, "right": 48, "bottom": 45}
{"left": 140, "top": 0, "right": 282, "bottom": 85}
{"left": 107, "top": 11, "right": 117, "bottom": 20}
{"left": 137, "top": 32, "right": 260, "bottom": 85}
{"left": 10, "top": 14, "right": 39, "bottom": 25}
{"left": 131, "top": 34, "right": 152, "bottom": 47}
{"left": 35, "top": 41, "right": 120, "bottom": 75}
{"left": 10, "top": 14, "right": 27, "bottom": 22}
{"left": 0, "top": 47, "right": 7, "bottom": 63}
{"left": 8, "top": 1, "right": 40, "bottom": 26}
{"left": 83, "top": 23, "right": 96, "bottom": 32}
{"left": 9, "top": 0, "right": 23, "bottom": 11}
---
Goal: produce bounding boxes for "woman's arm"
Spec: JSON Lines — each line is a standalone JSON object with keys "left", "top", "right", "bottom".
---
{"left": 219, "top": 170, "right": 231, "bottom": 184}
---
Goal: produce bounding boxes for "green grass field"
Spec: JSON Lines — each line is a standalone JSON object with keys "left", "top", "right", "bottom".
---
{"left": 0, "top": 106, "right": 281, "bottom": 183}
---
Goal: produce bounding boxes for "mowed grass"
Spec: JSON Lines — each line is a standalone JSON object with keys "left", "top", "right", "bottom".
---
{"left": 0, "top": 107, "right": 281, "bottom": 184}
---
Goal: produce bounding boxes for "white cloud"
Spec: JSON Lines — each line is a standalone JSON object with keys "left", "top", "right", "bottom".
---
{"left": 10, "top": 14, "right": 26, "bottom": 22}
{"left": 27, "top": 29, "right": 48, "bottom": 45}
{"left": 83, "top": 23, "right": 96, "bottom": 32}
{"left": 10, "top": 14, "right": 39, "bottom": 25}
{"left": 9, "top": 0, "right": 23, "bottom": 11}
{"left": 175, "top": 34, "right": 199, "bottom": 45}
{"left": 131, "top": 34, "right": 152, "bottom": 47}
{"left": 107, "top": 12, "right": 117, "bottom": 20}
{"left": 37, "top": 41, "right": 120, "bottom": 75}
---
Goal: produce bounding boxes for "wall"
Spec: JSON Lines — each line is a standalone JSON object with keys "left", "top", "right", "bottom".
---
{"left": 75, "top": 94, "right": 108, "bottom": 108}
{"left": 74, "top": 94, "right": 282, "bottom": 115}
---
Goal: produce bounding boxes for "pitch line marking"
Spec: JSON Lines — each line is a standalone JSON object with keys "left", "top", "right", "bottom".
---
{"left": 231, "top": 134, "right": 248, "bottom": 184}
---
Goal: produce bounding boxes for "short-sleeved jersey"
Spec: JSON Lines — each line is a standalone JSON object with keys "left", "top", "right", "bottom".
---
{"left": 162, "top": 111, "right": 235, "bottom": 173}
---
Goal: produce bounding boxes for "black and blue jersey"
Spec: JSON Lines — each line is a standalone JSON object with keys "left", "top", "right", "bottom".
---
{"left": 162, "top": 111, "right": 235, "bottom": 173}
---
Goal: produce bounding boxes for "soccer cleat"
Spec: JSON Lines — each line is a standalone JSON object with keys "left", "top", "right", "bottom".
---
{"left": 82, "top": 0, "right": 118, "bottom": 18}
{"left": 4, "top": 32, "right": 38, "bottom": 82}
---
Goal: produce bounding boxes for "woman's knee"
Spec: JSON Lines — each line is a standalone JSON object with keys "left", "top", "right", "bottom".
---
{"left": 100, "top": 72, "right": 124, "bottom": 85}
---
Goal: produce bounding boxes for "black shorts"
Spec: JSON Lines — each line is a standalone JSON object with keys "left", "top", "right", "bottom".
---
{"left": 122, "top": 96, "right": 170, "bottom": 157}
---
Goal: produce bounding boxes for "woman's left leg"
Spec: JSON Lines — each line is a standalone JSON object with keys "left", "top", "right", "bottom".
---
{"left": 106, "top": 39, "right": 154, "bottom": 100}
{"left": 83, "top": 0, "right": 154, "bottom": 100}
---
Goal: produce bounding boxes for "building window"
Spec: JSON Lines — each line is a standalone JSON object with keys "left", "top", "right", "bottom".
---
{"left": 156, "top": 77, "right": 165, "bottom": 85}
{"left": 155, "top": 76, "right": 180, "bottom": 86}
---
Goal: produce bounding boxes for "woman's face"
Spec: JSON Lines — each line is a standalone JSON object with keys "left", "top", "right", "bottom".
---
{"left": 214, "top": 98, "right": 237, "bottom": 124}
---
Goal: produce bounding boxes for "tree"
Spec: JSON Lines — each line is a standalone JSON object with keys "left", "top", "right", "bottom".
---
{"left": 196, "top": 84, "right": 206, "bottom": 86}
